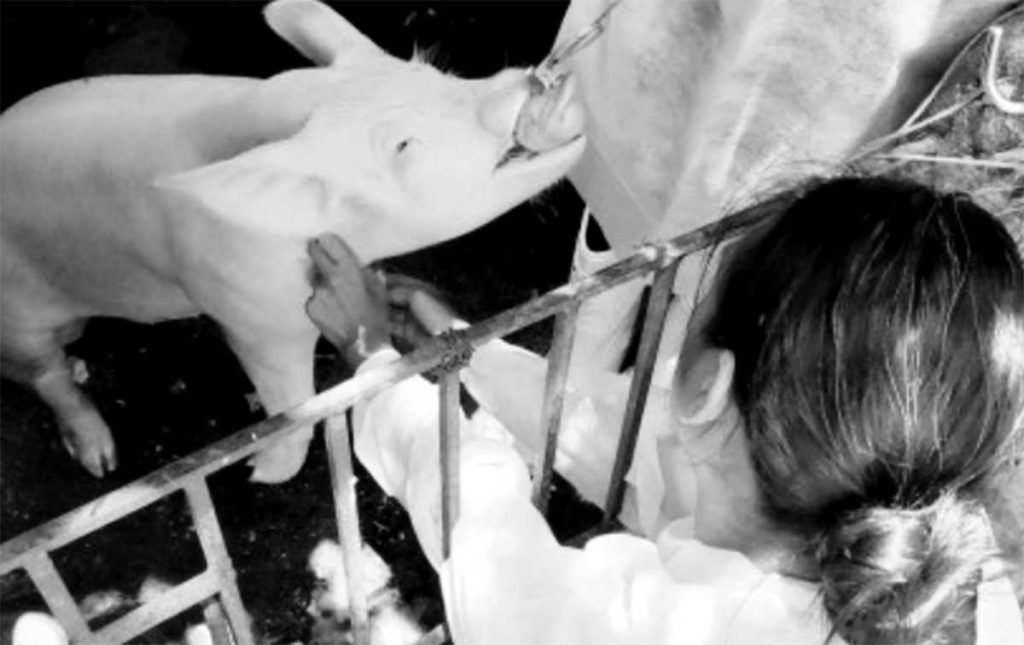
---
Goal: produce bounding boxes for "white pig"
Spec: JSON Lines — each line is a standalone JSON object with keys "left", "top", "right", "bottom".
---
{"left": 0, "top": 0, "right": 585, "bottom": 482}
{"left": 553, "top": 0, "right": 1018, "bottom": 381}
{"left": 560, "top": 0, "right": 1018, "bottom": 251}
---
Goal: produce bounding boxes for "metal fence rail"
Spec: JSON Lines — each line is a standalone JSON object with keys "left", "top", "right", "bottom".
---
{"left": 0, "top": 195, "right": 785, "bottom": 644}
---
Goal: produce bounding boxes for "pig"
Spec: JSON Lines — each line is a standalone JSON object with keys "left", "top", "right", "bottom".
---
{"left": 0, "top": 0, "right": 585, "bottom": 483}
{"left": 550, "top": 0, "right": 1019, "bottom": 381}
{"left": 559, "top": 0, "right": 1019, "bottom": 252}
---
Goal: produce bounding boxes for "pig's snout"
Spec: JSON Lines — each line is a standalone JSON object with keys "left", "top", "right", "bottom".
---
{"left": 513, "top": 74, "right": 584, "bottom": 153}
{"left": 544, "top": 75, "right": 585, "bottom": 143}
{"left": 477, "top": 70, "right": 532, "bottom": 140}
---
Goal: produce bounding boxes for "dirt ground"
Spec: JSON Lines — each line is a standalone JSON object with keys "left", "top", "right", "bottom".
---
{"left": 1, "top": 2, "right": 1022, "bottom": 644}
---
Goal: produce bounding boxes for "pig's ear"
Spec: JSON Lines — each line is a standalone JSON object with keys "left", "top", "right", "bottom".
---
{"left": 264, "top": 0, "right": 381, "bottom": 67}
{"left": 152, "top": 140, "right": 336, "bottom": 238}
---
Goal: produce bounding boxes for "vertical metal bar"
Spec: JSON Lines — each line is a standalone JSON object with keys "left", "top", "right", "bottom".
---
{"left": 22, "top": 553, "right": 92, "bottom": 641}
{"left": 184, "top": 480, "right": 255, "bottom": 645}
{"left": 439, "top": 369, "right": 461, "bottom": 559}
{"left": 531, "top": 301, "right": 581, "bottom": 513}
{"left": 603, "top": 256, "right": 682, "bottom": 524}
{"left": 203, "top": 597, "right": 235, "bottom": 645}
{"left": 324, "top": 413, "right": 371, "bottom": 645}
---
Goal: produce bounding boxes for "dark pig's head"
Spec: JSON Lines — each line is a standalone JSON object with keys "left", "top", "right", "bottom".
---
{"left": 155, "top": 0, "right": 585, "bottom": 263}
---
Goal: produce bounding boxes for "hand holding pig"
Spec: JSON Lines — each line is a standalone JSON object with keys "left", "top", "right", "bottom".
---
{"left": 306, "top": 234, "right": 390, "bottom": 368}
{"left": 306, "top": 233, "right": 465, "bottom": 367}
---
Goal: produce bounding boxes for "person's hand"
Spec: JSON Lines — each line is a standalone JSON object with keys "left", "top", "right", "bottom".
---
{"left": 385, "top": 275, "right": 466, "bottom": 349}
{"left": 306, "top": 234, "right": 391, "bottom": 367}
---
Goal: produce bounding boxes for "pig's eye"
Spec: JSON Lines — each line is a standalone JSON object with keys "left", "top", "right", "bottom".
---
{"left": 394, "top": 138, "right": 416, "bottom": 155}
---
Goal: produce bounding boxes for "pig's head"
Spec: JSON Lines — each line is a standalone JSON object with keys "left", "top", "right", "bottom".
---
{"left": 155, "top": 0, "right": 585, "bottom": 264}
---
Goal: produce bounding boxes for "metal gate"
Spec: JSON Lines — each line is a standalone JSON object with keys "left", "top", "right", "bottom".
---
{"left": 0, "top": 199, "right": 777, "bottom": 645}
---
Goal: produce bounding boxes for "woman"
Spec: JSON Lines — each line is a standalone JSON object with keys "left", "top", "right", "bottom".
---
{"left": 307, "top": 176, "right": 1024, "bottom": 644}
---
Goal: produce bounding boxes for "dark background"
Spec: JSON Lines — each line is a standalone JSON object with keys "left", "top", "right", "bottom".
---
{"left": 0, "top": 2, "right": 597, "bottom": 643}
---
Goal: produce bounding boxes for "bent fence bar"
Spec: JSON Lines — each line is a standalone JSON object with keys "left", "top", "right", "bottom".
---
{"left": 0, "top": 195, "right": 785, "bottom": 645}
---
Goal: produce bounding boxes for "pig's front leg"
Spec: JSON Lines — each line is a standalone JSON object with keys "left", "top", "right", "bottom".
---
{"left": 222, "top": 327, "right": 320, "bottom": 483}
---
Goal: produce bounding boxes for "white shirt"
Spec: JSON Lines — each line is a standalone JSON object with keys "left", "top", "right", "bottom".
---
{"left": 352, "top": 345, "right": 837, "bottom": 645}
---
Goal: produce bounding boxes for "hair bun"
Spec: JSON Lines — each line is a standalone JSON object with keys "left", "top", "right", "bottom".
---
{"left": 814, "top": 494, "right": 998, "bottom": 644}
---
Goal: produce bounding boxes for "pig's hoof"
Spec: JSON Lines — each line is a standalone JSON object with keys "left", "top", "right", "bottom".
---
{"left": 59, "top": 416, "right": 117, "bottom": 478}
{"left": 248, "top": 441, "right": 310, "bottom": 484}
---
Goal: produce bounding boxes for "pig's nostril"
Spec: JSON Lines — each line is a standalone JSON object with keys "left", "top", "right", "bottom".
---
{"left": 478, "top": 79, "right": 532, "bottom": 139}
{"left": 509, "top": 69, "right": 584, "bottom": 153}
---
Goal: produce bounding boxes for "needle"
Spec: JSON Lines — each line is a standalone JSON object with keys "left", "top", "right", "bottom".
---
{"left": 541, "top": 0, "right": 622, "bottom": 72}
{"left": 528, "top": 0, "right": 622, "bottom": 92}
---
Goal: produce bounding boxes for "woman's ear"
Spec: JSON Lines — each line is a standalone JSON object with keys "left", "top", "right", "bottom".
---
{"left": 673, "top": 348, "right": 735, "bottom": 425}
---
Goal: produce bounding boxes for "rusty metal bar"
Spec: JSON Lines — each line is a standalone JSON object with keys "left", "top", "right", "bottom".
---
{"left": 202, "top": 597, "right": 235, "bottom": 645}
{"left": 1, "top": 196, "right": 782, "bottom": 577}
{"left": 324, "top": 413, "right": 371, "bottom": 645}
{"left": 92, "top": 570, "right": 219, "bottom": 644}
{"left": 184, "top": 481, "right": 254, "bottom": 645}
{"left": 22, "top": 552, "right": 92, "bottom": 641}
{"left": 439, "top": 369, "right": 462, "bottom": 559}
{"left": 531, "top": 301, "right": 581, "bottom": 513}
{"left": 603, "top": 255, "right": 682, "bottom": 524}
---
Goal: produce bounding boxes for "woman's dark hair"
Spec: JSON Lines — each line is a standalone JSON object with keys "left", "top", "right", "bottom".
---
{"left": 704, "top": 176, "right": 1024, "bottom": 644}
